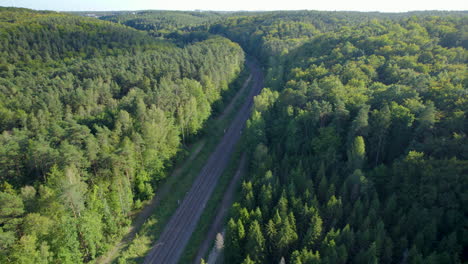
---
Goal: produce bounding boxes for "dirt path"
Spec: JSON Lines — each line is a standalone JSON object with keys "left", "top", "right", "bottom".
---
{"left": 143, "top": 60, "right": 264, "bottom": 264}
{"left": 193, "top": 154, "right": 247, "bottom": 264}
{"left": 97, "top": 141, "right": 205, "bottom": 264}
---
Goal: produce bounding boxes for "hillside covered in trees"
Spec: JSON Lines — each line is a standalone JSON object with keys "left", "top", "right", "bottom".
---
{"left": 0, "top": 7, "right": 244, "bottom": 263}
{"left": 218, "top": 12, "right": 468, "bottom": 264}
{"left": 100, "top": 10, "right": 225, "bottom": 39}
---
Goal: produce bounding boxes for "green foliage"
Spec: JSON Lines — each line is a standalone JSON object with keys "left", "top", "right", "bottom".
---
{"left": 0, "top": 7, "right": 245, "bottom": 263}
{"left": 101, "top": 10, "right": 224, "bottom": 40}
{"left": 224, "top": 9, "right": 467, "bottom": 264}
{"left": 246, "top": 220, "right": 266, "bottom": 263}
{"left": 1, "top": 7, "right": 467, "bottom": 264}
{"left": 241, "top": 255, "right": 256, "bottom": 264}
{"left": 0, "top": 8, "right": 162, "bottom": 67}
{"left": 347, "top": 136, "right": 366, "bottom": 171}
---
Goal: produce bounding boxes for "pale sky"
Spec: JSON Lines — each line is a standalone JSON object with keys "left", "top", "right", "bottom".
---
{"left": 0, "top": 0, "right": 467, "bottom": 12}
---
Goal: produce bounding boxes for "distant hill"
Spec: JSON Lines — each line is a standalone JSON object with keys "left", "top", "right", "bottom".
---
{"left": 0, "top": 7, "right": 166, "bottom": 66}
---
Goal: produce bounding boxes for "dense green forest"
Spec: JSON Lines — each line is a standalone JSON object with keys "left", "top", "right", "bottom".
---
{"left": 100, "top": 11, "right": 224, "bottom": 40}
{"left": 0, "top": 7, "right": 244, "bottom": 263}
{"left": 217, "top": 12, "right": 468, "bottom": 264}
{"left": 106, "top": 9, "right": 468, "bottom": 264}
{"left": 0, "top": 6, "right": 467, "bottom": 264}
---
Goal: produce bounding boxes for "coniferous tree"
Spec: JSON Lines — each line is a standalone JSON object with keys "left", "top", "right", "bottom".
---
{"left": 246, "top": 220, "right": 266, "bottom": 263}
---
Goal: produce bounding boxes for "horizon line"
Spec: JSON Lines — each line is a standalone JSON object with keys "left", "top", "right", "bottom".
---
{"left": 1, "top": 6, "right": 468, "bottom": 13}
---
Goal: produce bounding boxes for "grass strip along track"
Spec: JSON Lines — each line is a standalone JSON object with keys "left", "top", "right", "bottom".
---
{"left": 179, "top": 148, "right": 246, "bottom": 264}
{"left": 98, "top": 62, "right": 252, "bottom": 264}
{"left": 143, "top": 59, "right": 264, "bottom": 264}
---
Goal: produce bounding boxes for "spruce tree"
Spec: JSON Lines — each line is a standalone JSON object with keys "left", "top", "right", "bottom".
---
{"left": 246, "top": 220, "right": 266, "bottom": 263}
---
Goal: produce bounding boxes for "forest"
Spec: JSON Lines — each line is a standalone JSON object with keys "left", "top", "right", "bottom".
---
{"left": 100, "top": 11, "right": 224, "bottom": 39}
{"left": 0, "top": 6, "right": 467, "bottom": 264}
{"left": 216, "top": 11, "right": 468, "bottom": 264}
{"left": 0, "top": 7, "right": 244, "bottom": 263}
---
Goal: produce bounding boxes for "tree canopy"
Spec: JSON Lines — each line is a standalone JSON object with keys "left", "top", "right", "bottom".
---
{"left": 0, "top": 7, "right": 244, "bottom": 263}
